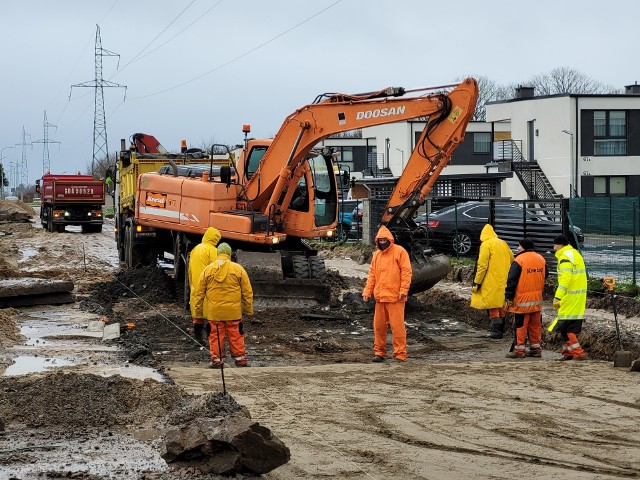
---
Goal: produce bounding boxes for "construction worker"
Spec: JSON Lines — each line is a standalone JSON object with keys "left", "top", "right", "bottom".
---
{"left": 193, "top": 242, "right": 254, "bottom": 368}
{"left": 188, "top": 227, "right": 221, "bottom": 344}
{"left": 551, "top": 234, "right": 587, "bottom": 360}
{"left": 504, "top": 238, "right": 547, "bottom": 359}
{"left": 362, "top": 225, "right": 412, "bottom": 363}
{"left": 471, "top": 224, "right": 514, "bottom": 339}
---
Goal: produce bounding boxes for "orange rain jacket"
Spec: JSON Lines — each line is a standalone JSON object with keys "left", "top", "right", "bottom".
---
{"left": 193, "top": 253, "right": 254, "bottom": 321}
{"left": 188, "top": 227, "right": 221, "bottom": 317}
{"left": 471, "top": 224, "right": 514, "bottom": 310}
{"left": 363, "top": 226, "right": 412, "bottom": 303}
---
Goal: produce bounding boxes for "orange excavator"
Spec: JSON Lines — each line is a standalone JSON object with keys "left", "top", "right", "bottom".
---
{"left": 117, "top": 78, "right": 478, "bottom": 304}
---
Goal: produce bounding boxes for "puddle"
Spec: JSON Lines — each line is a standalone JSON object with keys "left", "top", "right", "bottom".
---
{"left": 19, "top": 246, "right": 38, "bottom": 263}
{"left": 5, "top": 355, "right": 76, "bottom": 376}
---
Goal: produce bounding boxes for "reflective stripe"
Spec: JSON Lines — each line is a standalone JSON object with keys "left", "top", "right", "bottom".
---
{"left": 514, "top": 345, "right": 526, "bottom": 351}
{"left": 559, "top": 268, "right": 573, "bottom": 273}
{"left": 233, "top": 355, "right": 247, "bottom": 361}
{"left": 518, "top": 300, "right": 543, "bottom": 307}
{"left": 557, "top": 285, "right": 568, "bottom": 292}
{"left": 574, "top": 269, "right": 586, "bottom": 274}
{"left": 530, "top": 343, "right": 541, "bottom": 349}
{"left": 568, "top": 289, "right": 587, "bottom": 294}
{"left": 569, "top": 342, "right": 581, "bottom": 350}
{"left": 557, "top": 314, "right": 584, "bottom": 320}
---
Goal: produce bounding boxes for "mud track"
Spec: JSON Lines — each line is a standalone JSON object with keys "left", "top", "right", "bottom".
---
{"left": 1, "top": 214, "right": 639, "bottom": 479}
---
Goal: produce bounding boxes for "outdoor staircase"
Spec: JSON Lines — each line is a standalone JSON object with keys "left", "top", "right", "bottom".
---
{"left": 494, "top": 140, "right": 562, "bottom": 201}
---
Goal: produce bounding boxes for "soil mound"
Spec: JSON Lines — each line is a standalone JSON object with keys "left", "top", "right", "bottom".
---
{"left": 0, "top": 199, "right": 35, "bottom": 222}
{"left": 0, "top": 308, "right": 24, "bottom": 347}
{"left": 0, "top": 371, "right": 243, "bottom": 430}
{"left": 80, "top": 266, "right": 176, "bottom": 315}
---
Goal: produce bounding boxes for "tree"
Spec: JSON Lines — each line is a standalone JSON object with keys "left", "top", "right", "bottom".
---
{"left": 456, "top": 75, "right": 515, "bottom": 121}
{"left": 526, "top": 67, "right": 622, "bottom": 96}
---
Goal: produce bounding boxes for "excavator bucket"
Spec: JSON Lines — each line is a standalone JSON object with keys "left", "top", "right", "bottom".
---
{"left": 236, "top": 250, "right": 330, "bottom": 308}
{"left": 408, "top": 253, "right": 451, "bottom": 295}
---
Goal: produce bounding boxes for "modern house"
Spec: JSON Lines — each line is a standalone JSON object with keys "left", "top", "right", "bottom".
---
{"left": 320, "top": 82, "right": 640, "bottom": 202}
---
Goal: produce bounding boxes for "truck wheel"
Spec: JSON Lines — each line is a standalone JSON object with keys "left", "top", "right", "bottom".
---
{"left": 308, "top": 256, "right": 326, "bottom": 281}
{"left": 93, "top": 224, "right": 103, "bottom": 234}
{"left": 46, "top": 210, "right": 53, "bottom": 233}
{"left": 173, "top": 233, "right": 184, "bottom": 281}
{"left": 56, "top": 224, "right": 65, "bottom": 233}
{"left": 124, "top": 226, "right": 134, "bottom": 268}
{"left": 81, "top": 225, "right": 90, "bottom": 233}
{"left": 292, "top": 255, "right": 311, "bottom": 279}
{"left": 182, "top": 253, "right": 191, "bottom": 311}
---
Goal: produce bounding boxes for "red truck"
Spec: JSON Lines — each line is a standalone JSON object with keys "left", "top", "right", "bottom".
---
{"left": 36, "top": 174, "right": 105, "bottom": 233}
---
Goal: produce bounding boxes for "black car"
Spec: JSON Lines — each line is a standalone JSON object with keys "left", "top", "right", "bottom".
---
{"left": 415, "top": 201, "right": 584, "bottom": 256}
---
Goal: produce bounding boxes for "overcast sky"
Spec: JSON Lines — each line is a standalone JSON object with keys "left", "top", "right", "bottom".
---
{"left": 1, "top": 0, "right": 638, "bottom": 185}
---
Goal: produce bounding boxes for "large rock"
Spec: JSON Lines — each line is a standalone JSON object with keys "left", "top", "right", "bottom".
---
{"left": 161, "top": 414, "right": 290, "bottom": 475}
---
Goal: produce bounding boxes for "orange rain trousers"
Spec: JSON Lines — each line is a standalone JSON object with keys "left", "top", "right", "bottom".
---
{"left": 208, "top": 320, "right": 247, "bottom": 365}
{"left": 373, "top": 302, "right": 407, "bottom": 361}
{"left": 488, "top": 307, "right": 505, "bottom": 319}
{"left": 512, "top": 312, "right": 542, "bottom": 357}
{"left": 562, "top": 333, "right": 586, "bottom": 359}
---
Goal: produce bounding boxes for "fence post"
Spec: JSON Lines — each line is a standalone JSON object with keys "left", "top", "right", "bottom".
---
{"left": 634, "top": 201, "right": 637, "bottom": 286}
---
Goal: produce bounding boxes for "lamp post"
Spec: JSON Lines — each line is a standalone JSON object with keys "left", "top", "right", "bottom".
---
{"left": 0, "top": 146, "right": 15, "bottom": 200}
{"left": 395, "top": 147, "right": 405, "bottom": 170}
{"left": 562, "top": 130, "right": 576, "bottom": 197}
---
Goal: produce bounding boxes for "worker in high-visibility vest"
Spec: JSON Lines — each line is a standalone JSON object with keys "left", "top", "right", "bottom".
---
{"left": 549, "top": 235, "right": 587, "bottom": 360}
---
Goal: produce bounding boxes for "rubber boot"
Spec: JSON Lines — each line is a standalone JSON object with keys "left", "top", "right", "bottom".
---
{"left": 486, "top": 317, "right": 504, "bottom": 339}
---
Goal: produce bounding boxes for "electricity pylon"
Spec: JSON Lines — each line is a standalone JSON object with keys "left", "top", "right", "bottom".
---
{"left": 71, "top": 25, "right": 126, "bottom": 177}
{"left": 32, "top": 111, "right": 60, "bottom": 175}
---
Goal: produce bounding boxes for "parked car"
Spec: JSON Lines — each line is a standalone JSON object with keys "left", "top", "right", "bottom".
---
{"left": 415, "top": 201, "right": 584, "bottom": 256}
{"left": 333, "top": 200, "right": 361, "bottom": 242}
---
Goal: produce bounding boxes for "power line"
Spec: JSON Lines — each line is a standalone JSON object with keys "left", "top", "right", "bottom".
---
{"left": 130, "top": 0, "right": 343, "bottom": 100}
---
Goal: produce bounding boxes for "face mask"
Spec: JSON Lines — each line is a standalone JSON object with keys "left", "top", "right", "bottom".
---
{"left": 377, "top": 240, "right": 390, "bottom": 251}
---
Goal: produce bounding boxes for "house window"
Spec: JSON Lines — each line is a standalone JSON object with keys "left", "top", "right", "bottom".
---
{"left": 594, "top": 110, "right": 627, "bottom": 155}
{"left": 473, "top": 132, "right": 491, "bottom": 154}
{"left": 593, "top": 176, "right": 626, "bottom": 195}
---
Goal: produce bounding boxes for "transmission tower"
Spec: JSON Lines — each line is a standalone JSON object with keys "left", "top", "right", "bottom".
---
{"left": 71, "top": 25, "right": 126, "bottom": 177}
{"left": 32, "top": 111, "right": 60, "bottom": 175}
{"left": 18, "top": 127, "right": 31, "bottom": 200}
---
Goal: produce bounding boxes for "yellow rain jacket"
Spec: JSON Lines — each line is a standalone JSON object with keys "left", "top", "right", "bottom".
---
{"left": 193, "top": 254, "right": 254, "bottom": 321}
{"left": 363, "top": 225, "right": 413, "bottom": 303}
{"left": 188, "top": 227, "right": 221, "bottom": 316}
{"left": 554, "top": 244, "right": 587, "bottom": 320}
{"left": 470, "top": 224, "right": 514, "bottom": 310}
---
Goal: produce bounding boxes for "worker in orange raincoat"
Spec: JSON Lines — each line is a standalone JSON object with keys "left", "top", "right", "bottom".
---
{"left": 471, "top": 224, "right": 514, "bottom": 339}
{"left": 193, "top": 243, "right": 254, "bottom": 368}
{"left": 362, "top": 225, "right": 413, "bottom": 362}
{"left": 188, "top": 227, "right": 221, "bottom": 344}
{"left": 504, "top": 238, "right": 547, "bottom": 358}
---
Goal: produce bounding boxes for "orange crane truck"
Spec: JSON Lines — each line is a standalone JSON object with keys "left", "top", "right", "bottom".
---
{"left": 118, "top": 78, "right": 478, "bottom": 304}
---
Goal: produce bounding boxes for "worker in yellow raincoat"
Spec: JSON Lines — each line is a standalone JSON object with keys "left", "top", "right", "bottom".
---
{"left": 471, "top": 224, "right": 514, "bottom": 338}
{"left": 188, "top": 227, "right": 221, "bottom": 343}
{"left": 193, "top": 243, "right": 254, "bottom": 368}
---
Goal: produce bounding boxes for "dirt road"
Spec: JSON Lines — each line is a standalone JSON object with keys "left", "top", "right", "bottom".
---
{"left": 1, "top": 208, "right": 639, "bottom": 479}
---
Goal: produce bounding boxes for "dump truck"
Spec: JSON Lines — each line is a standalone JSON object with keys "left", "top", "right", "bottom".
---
{"left": 36, "top": 174, "right": 105, "bottom": 233}
{"left": 117, "top": 78, "right": 478, "bottom": 305}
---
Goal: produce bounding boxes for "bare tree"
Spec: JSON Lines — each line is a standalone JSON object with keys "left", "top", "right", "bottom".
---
{"left": 526, "top": 67, "right": 622, "bottom": 95}
{"left": 456, "top": 75, "right": 515, "bottom": 121}
{"left": 328, "top": 129, "right": 362, "bottom": 139}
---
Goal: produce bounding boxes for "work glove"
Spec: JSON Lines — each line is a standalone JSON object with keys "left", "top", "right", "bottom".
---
{"left": 553, "top": 298, "right": 561, "bottom": 309}
{"left": 504, "top": 299, "right": 513, "bottom": 308}
{"left": 471, "top": 283, "right": 481, "bottom": 293}
{"left": 193, "top": 323, "right": 205, "bottom": 344}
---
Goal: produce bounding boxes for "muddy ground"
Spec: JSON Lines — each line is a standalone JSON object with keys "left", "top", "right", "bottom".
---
{"left": 1, "top": 205, "right": 640, "bottom": 479}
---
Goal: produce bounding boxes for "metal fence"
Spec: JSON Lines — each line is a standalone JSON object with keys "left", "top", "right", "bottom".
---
{"left": 568, "top": 197, "right": 640, "bottom": 285}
